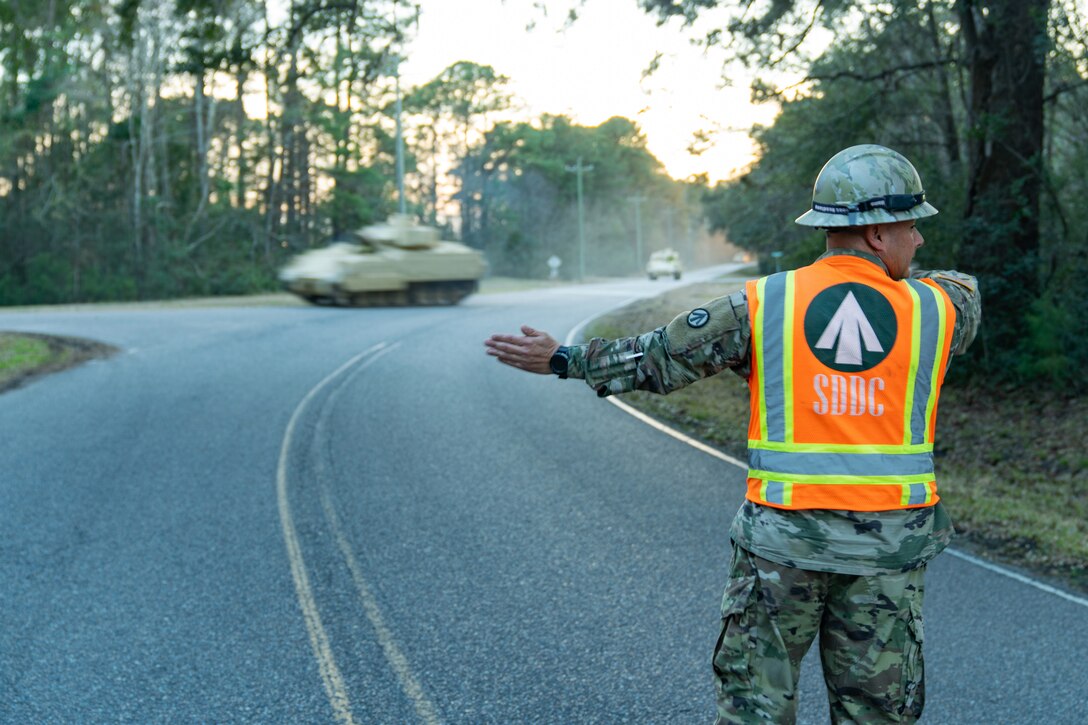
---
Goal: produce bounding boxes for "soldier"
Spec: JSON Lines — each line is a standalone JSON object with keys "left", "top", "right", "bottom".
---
{"left": 484, "top": 144, "right": 981, "bottom": 724}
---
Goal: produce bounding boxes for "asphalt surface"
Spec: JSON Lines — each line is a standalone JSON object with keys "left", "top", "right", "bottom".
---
{"left": 1, "top": 269, "right": 1086, "bottom": 723}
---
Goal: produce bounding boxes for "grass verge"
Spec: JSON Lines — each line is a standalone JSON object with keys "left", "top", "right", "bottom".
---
{"left": 0, "top": 332, "right": 118, "bottom": 394}
{"left": 0, "top": 334, "right": 54, "bottom": 380}
{"left": 584, "top": 277, "right": 1088, "bottom": 594}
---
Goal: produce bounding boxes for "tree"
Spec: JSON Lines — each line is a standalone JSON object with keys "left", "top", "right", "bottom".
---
{"left": 637, "top": 0, "right": 1085, "bottom": 384}
{"left": 404, "top": 61, "right": 513, "bottom": 232}
{"left": 0, "top": 0, "right": 409, "bottom": 304}
{"left": 956, "top": 0, "right": 1049, "bottom": 371}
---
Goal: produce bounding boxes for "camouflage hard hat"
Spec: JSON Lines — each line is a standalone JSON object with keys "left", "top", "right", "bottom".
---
{"left": 795, "top": 144, "right": 939, "bottom": 227}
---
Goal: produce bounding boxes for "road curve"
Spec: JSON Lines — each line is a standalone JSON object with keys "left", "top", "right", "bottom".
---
{"left": 1, "top": 269, "right": 1085, "bottom": 723}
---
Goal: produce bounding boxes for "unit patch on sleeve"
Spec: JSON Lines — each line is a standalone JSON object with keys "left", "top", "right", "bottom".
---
{"left": 664, "top": 293, "right": 745, "bottom": 355}
{"left": 687, "top": 308, "right": 710, "bottom": 328}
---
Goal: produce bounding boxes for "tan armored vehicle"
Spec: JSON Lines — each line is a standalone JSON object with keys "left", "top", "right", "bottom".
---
{"left": 279, "top": 214, "right": 487, "bottom": 306}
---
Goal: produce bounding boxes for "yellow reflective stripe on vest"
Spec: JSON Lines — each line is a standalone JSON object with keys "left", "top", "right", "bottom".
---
{"left": 904, "top": 279, "right": 948, "bottom": 446}
{"left": 754, "top": 272, "right": 794, "bottom": 444}
{"left": 902, "top": 283, "right": 923, "bottom": 445}
{"left": 753, "top": 479, "right": 933, "bottom": 508}
{"left": 747, "top": 271, "right": 949, "bottom": 508}
{"left": 901, "top": 481, "right": 935, "bottom": 506}
{"left": 748, "top": 470, "right": 936, "bottom": 485}
{"left": 759, "top": 480, "right": 793, "bottom": 507}
{"left": 753, "top": 276, "right": 770, "bottom": 443}
{"left": 922, "top": 282, "right": 947, "bottom": 444}
{"left": 749, "top": 440, "right": 933, "bottom": 455}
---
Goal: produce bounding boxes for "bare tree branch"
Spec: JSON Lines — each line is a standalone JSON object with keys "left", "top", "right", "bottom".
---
{"left": 1043, "top": 78, "right": 1088, "bottom": 104}
{"left": 767, "top": 0, "right": 825, "bottom": 69}
{"left": 760, "top": 57, "right": 961, "bottom": 100}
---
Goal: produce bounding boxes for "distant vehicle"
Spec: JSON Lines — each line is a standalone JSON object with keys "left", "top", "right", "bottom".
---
{"left": 279, "top": 214, "right": 487, "bottom": 306}
{"left": 646, "top": 248, "right": 683, "bottom": 280}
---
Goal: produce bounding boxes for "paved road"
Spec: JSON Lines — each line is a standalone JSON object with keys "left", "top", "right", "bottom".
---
{"left": 1, "top": 269, "right": 1085, "bottom": 723}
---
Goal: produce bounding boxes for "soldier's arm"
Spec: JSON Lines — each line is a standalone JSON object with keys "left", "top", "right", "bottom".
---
{"left": 568, "top": 290, "right": 751, "bottom": 398}
{"left": 911, "top": 269, "right": 981, "bottom": 355}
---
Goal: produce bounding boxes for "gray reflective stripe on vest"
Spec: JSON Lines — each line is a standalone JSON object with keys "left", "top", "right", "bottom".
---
{"left": 748, "top": 448, "right": 935, "bottom": 477}
{"left": 760, "top": 272, "right": 790, "bottom": 443}
{"left": 763, "top": 481, "right": 789, "bottom": 505}
{"left": 906, "top": 482, "right": 930, "bottom": 505}
{"left": 906, "top": 279, "right": 941, "bottom": 445}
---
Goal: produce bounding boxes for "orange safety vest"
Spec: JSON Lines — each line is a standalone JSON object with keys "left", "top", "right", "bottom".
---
{"left": 745, "top": 254, "right": 956, "bottom": 511}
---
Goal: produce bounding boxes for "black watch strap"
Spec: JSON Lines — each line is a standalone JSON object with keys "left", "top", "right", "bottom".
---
{"left": 549, "top": 345, "right": 571, "bottom": 378}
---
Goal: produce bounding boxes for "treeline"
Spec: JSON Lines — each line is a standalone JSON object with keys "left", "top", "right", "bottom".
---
{"left": 7, "top": 1, "right": 1086, "bottom": 389}
{"left": 646, "top": 0, "right": 1088, "bottom": 389}
{"left": 0, "top": 0, "right": 714, "bottom": 307}
{"left": 2, "top": 0, "right": 408, "bottom": 303}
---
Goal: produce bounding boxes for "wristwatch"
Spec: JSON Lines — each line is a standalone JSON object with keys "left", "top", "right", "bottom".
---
{"left": 549, "top": 345, "right": 571, "bottom": 378}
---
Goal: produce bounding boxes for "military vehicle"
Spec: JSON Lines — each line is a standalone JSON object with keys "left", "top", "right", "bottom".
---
{"left": 279, "top": 214, "right": 487, "bottom": 306}
{"left": 646, "top": 248, "right": 682, "bottom": 280}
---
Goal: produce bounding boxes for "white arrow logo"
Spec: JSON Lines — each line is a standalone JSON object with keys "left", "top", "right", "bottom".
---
{"left": 814, "top": 291, "right": 883, "bottom": 365}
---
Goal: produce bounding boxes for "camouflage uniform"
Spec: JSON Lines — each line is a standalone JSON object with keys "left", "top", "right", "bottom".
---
{"left": 564, "top": 249, "right": 981, "bottom": 723}
{"left": 713, "top": 546, "right": 925, "bottom": 723}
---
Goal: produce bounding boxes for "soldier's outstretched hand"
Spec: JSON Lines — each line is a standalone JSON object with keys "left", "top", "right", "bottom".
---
{"left": 484, "top": 325, "right": 560, "bottom": 375}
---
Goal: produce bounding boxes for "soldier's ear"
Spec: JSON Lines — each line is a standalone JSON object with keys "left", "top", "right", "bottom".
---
{"left": 864, "top": 224, "right": 886, "bottom": 252}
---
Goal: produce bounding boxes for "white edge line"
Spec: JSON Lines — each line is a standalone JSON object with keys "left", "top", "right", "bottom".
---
{"left": 565, "top": 311, "right": 1088, "bottom": 611}
{"left": 277, "top": 343, "right": 391, "bottom": 725}
{"left": 606, "top": 396, "right": 747, "bottom": 469}
{"left": 943, "top": 548, "right": 1088, "bottom": 608}
{"left": 564, "top": 299, "right": 641, "bottom": 349}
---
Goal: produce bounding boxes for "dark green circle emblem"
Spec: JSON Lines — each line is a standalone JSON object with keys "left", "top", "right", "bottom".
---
{"left": 803, "top": 283, "right": 897, "bottom": 372}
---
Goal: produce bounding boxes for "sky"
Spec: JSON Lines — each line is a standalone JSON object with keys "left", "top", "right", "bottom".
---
{"left": 397, "top": 0, "right": 781, "bottom": 183}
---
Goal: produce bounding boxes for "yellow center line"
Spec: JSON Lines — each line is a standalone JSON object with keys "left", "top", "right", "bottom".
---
{"left": 320, "top": 486, "right": 442, "bottom": 725}
{"left": 277, "top": 344, "right": 389, "bottom": 725}
{"left": 312, "top": 342, "right": 443, "bottom": 724}
{"left": 280, "top": 341, "right": 441, "bottom": 724}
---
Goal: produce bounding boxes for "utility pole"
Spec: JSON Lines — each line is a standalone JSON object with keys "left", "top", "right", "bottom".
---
{"left": 393, "top": 1, "right": 406, "bottom": 214}
{"left": 628, "top": 194, "right": 645, "bottom": 273}
{"left": 394, "top": 69, "right": 406, "bottom": 214}
{"left": 566, "top": 156, "right": 593, "bottom": 281}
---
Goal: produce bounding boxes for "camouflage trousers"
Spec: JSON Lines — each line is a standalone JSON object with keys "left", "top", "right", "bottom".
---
{"left": 713, "top": 546, "right": 926, "bottom": 724}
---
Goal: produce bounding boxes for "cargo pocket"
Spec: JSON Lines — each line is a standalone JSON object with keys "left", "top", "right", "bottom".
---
{"left": 712, "top": 574, "right": 758, "bottom": 691}
{"left": 899, "top": 598, "right": 926, "bottom": 718}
